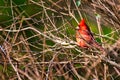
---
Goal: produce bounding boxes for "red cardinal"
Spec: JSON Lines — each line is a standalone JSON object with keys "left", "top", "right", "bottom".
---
{"left": 76, "top": 19, "right": 104, "bottom": 51}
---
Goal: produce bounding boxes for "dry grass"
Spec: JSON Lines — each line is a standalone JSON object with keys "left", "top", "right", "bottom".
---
{"left": 0, "top": 0, "right": 120, "bottom": 80}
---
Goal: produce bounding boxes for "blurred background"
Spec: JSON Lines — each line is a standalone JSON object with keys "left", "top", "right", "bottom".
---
{"left": 0, "top": 0, "right": 120, "bottom": 80}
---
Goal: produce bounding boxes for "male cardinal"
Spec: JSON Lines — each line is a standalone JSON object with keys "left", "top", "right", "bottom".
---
{"left": 76, "top": 19, "right": 104, "bottom": 51}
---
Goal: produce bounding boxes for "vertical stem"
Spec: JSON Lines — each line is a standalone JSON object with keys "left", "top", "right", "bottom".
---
{"left": 96, "top": 15, "right": 103, "bottom": 45}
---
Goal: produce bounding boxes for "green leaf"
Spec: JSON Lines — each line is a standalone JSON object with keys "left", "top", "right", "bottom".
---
{"left": 95, "top": 13, "right": 101, "bottom": 19}
{"left": 76, "top": 0, "right": 81, "bottom": 7}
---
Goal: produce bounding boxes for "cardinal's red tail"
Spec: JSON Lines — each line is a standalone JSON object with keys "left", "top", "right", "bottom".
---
{"left": 92, "top": 41, "right": 105, "bottom": 52}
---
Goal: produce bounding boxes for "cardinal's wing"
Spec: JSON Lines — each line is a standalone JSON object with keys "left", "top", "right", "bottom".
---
{"left": 85, "top": 24, "right": 94, "bottom": 37}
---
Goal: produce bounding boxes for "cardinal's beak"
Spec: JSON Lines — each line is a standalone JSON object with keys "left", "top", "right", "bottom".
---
{"left": 76, "top": 26, "right": 79, "bottom": 30}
